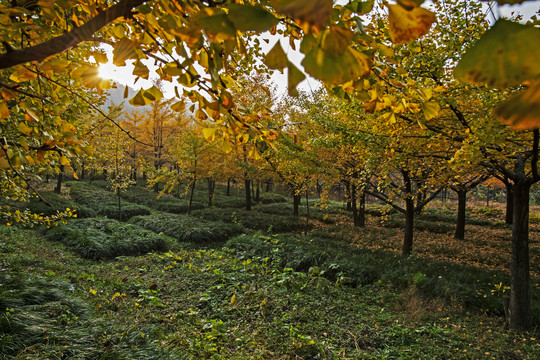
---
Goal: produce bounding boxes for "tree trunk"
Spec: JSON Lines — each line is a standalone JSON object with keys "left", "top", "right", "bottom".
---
{"left": 345, "top": 181, "right": 352, "bottom": 211}
{"left": 54, "top": 165, "right": 64, "bottom": 194}
{"left": 358, "top": 188, "right": 366, "bottom": 227}
{"left": 293, "top": 192, "right": 301, "bottom": 216}
{"left": 454, "top": 189, "right": 467, "bottom": 240}
{"left": 505, "top": 182, "right": 514, "bottom": 225}
{"left": 207, "top": 178, "right": 215, "bottom": 207}
{"left": 188, "top": 177, "right": 196, "bottom": 215}
{"left": 305, "top": 189, "right": 310, "bottom": 236}
{"left": 117, "top": 190, "right": 122, "bottom": 221}
{"left": 227, "top": 178, "right": 231, "bottom": 196}
{"left": 80, "top": 162, "right": 86, "bottom": 180}
{"left": 351, "top": 183, "right": 360, "bottom": 227}
{"left": 509, "top": 181, "right": 532, "bottom": 330}
{"left": 255, "top": 180, "right": 260, "bottom": 204}
{"left": 402, "top": 170, "right": 414, "bottom": 256}
{"left": 245, "top": 179, "right": 251, "bottom": 211}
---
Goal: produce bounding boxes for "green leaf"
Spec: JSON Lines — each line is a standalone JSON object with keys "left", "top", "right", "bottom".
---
{"left": 321, "top": 26, "right": 353, "bottom": 57}
{"left": 301, "top": 46, "right": 371, "bottom": 84}
{"left": 287, "top": 61, "right": 306, "bottom": 96}
{"left": 275, "top": 0, "right": 332, "bottom": 31}
{"left": 422, "top": 101, "right": 440, "bottom": 120}
{"left": 198, "top": 13, "right": 236, "bottom": 39}
{"left": 387, "top": 4, "right": 436, "bottom": 44}
{"left": 455, "top": 19, "right": 540, "bottom": 88}
{"left": 228, "top": 4, "right": 277, "bottom": 33}
{"left": 496, "top": 79, "right": 540, "bottom": 130}
{"left": 263, "top": 41, "right": 288, "bottom": 71}
{"left": 345, "top": 0, "right": 375, "bottom": 15}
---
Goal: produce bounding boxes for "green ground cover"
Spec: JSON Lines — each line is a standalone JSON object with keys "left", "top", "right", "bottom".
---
{"left": 1, "top": 183, "right": 539, "bottom": 359}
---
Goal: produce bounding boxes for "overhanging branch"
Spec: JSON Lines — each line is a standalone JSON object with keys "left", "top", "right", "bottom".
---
{"left": 0, "top": 0, "right": 149, "bottom": 69}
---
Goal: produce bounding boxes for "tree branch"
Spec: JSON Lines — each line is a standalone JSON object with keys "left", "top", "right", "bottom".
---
{"left": 0, "top": 0, "right": 149, "bottom": 69}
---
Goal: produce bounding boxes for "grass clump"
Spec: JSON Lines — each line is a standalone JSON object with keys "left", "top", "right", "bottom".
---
{"left": 67, "top": 182, "right": 151, "bottom": 220}
{"left": 7, "top": 190, "right": 96, "bottom": 219}
{"left": 129, "top": 213, "right": 244, "bottom": 243}
{"left": 44, "top": 218, "right": 171, "bottom": 260}
{"left": 225, "top": 232, "right": 538, "bottom": 322}
{"left": 226, "top": 233, "right": 381, "bottom": 287}
{"left": 192, "top": 207, "right": 309, "bottom": 233}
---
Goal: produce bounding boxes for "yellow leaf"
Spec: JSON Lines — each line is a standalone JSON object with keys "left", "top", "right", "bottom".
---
{"left": 60, "top": 156, "right": 70, "bottom": 166}
{"left": 129, "top": 89, "right": 151, "bottom": 106}
{"left": 9, "top": 65, "right": 37, "bottom": 82}
{"left": 455, "top": 19, "right": 540, "bottom": 88}
{"left": 221, "top": 141, "right": 232, "bottom": 153}
{"left": 387, "top": 4, "right": 435, "bottom": 44}
{"left": 230, "top": 294, "right": 236, "bottom": 304}
{"left": 73, "top": 172, "right": 79, "bottom": 179}
{"left": 89, "top": 288, "right": 97, "bottom": 295}
{"left": 202, "top": 127, "right": 216, "bottom": 141}
{"left": 422, "top": 101, "right": 440, "bottom": 120}
{"left": 496, "top": 79, "right": 540, "bottom": 130}
{"left": 18, "top": 122, "right": 32, "bottom": 135}
{"left": 112, "top": 37, "right": 138, "bottom": 66}
{"left": 143, "top": 86, "right": 163, "bottom": 102}
{"left": 171, "top": 100, "right": 186, "bottom": 112}
{"left": 0, "top": 101, "right": 9, "bottom": 118}
{"left": 196, "top": 108, "right": 208, "bottom": 120}
{"left": 133, "top": 60, "right": 149, "bottom": 79}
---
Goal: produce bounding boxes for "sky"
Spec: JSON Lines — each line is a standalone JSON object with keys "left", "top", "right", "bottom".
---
{"left": 98, "top": 1, "right": 540, "bottom": 99}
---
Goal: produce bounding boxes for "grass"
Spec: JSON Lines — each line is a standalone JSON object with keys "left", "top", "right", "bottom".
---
{"left": 129, "top": 213, "right": 244, "bottom": 243}
{"left": 1, "top": 225, "right": 538, "bottom": 359}
{"left": 44, "top": 218, "right": 172, "bottom": 260}
{"left": 67, "top": 181, "right": 151, "bottom": 220}
{"left": 1, "top": 186, "right": 540, "bottom": 359}
{"left": 191, "top": 207, "right": 310, "bottom": 233}
{"left": 9, "top": 190, "right": 96, "bottom": 219}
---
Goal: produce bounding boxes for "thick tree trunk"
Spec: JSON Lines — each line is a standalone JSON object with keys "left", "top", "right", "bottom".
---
{"left": 505, "top": 182, "right": 514, "bottom": 225}
{"left": 245, "top": 179, "right": 251, "bottom": 211}
{"left": 454, "top": 189, "right": 467, "bottom": 240}
{"left": 293, "top": 192, "right": 301, "bottom": 216}
{"left": 54, "top": 165, "right": 64, "bottom": 194}
{"left": 403, "top": 197, "right": 414, "bottom": 256}
{"left": 509, "top": 181, "right": 532, "bottom": 330}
